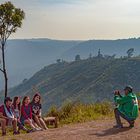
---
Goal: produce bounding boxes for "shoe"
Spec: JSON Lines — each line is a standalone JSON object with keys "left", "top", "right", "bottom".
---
{"left": 129, "top": 121, "right": 135, "bottom": 128}
{"left": 32, "top": 128, "right": 37, "bottom": 132}
{"left": 113, "top": 125, "right": 123, "bottom": 129}
{"left": 17, "top": 131, "right": 20, "bottom": 134}
{"left": 26, "top": 129, "right": 34, "bottom": 133}
{"left": 13, "top": 131, "right": 20, "bottom": 135}
{"left": 2, "top": 132, "right": 6, "bottom": 136}
{"left": 35, "top": 127, "right": 43, "bottom": 131}
{"left": 20, "top": 126, "right": 28, "bottom": 131}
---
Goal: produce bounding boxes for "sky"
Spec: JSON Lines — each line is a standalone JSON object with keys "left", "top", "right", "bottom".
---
{"left": 0, "top": 0, "right": 140, "bottom": 40}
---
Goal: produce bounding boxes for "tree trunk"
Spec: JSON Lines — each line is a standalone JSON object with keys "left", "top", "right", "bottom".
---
{"left": 3, "top": 71, "right": 8, "bottom": 98}
{"left": 1, "top": 42, "right": 8, "bottom": 98}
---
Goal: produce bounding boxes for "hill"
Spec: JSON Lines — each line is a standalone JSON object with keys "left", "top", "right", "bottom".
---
{"left": 1, "top": 38, "right": 140, "bottom": 90}
{"left": 7, "top": 56, "right": 140, "bottom": 111}
{"left": 0, "top": 39, "right": 80, "bottom": 90}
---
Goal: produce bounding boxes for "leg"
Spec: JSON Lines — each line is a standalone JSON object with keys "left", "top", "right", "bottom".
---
{"left": 0, "top": 118, "right": 6, "bottom": 136}
{"left": 33, "top": 115, "right": 42, "bottom": 128}
{"left": 39, "top": 118, "right": 48, "bottom": 130}
{"left": 12, "top": 118, "right": 18, "bottom": 132}
{"left": 116, "top": 110, "right": 135, "bottom": 127}
{"left": 114, "top": 108, "right": 123, "bottom": 127}
{"left": 24, "top": 119, "right": 36, "bottom": 129}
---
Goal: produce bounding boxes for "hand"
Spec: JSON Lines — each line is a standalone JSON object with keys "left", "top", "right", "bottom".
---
{"left": 114, "top": 90, "right": 120, "bottom": 95}
{"left": 28, "top": 118, "right": 32, "bottom": 123}
{"left": 17, "top": 118, "right": 21, "bottom": 123}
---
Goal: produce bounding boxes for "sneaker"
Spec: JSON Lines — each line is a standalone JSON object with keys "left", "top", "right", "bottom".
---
{"left": 13, "top": 131, "right": 20, "bottom": 135}
{"left": 113, "top": 125, "right": 123, "bottom": 129}
{"left": 20, "top": 126, "right": 28, "bottom": 131}
{"left": 26, "top": 129, "right": 34, "bottom": 133}
{"left": 35, "top": 127, "right": 43, "bottom": 131}
{"left": 17, "top": 131, "right": 20, "bottom": 134}
{"left": 32, "top": 128, "right": 37, "bottom": 132}
{"left": 129, "top": 121, "right": 135, "bottom": 128}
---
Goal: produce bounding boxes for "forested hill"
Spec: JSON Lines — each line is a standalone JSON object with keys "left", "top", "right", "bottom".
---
{"left": 7, "top": 56, "right": 140, "bottom": 111}
{"left": 1, "top": 38, "right": 140, "bottom": 90}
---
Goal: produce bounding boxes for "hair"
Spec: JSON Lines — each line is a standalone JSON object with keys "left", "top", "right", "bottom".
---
{"left": 22, "top": 96, "right": 30, "bottom": 106}
{"left": 4, "top": 97, "right": 12, "bottom": 105}
{"left": 31, "top": 93, "right": 41, "bottom": 104}
{"left": 13, "top": 96, "right": 21, "bottom": 111}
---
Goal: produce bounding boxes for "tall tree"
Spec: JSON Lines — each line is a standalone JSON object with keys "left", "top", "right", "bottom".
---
{"left": 75, "top": 54, "right": 81, "bottom": 61}
{"left": 0, "top": 1, "right": 25, "bottom": 97}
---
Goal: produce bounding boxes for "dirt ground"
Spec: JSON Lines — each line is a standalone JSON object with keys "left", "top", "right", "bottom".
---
{"left": 1, "top": 118, "right": 140, "bottom": 140}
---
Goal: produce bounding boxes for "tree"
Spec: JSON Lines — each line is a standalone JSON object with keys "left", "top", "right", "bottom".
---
{"left": 127, "top": 48, "right": 134, "bottom": 58}
{"left": 75, "top": 54, "right": 81, "bottom": 61}
{"left": 0, "top": 2, "right": 25, "bottom": 97}
{"left": 56, "top": 59, "right": 61, "bottom": 63}
{"left": 97, "top": 49, "right": 103, "bottom": 58}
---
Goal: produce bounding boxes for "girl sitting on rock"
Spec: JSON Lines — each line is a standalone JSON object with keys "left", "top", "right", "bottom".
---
{"left": 31, "top": 93, "right": 48, "bottom": 130}
{"left": 20, "top": 96, "right": 41, "bottom": 132}
{"left": 12, "top": 96, "right": 30, "bottom": 133}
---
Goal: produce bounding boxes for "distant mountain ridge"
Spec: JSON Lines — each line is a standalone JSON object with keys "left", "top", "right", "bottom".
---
{"left": 0, "top": 38, "right": 80, "bottom": 90}
{"left": 1, "top": 38, "right": 140, "bottom": 91}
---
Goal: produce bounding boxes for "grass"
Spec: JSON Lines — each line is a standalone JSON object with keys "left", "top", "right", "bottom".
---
{"left": 0, "top": 101, "right": 113, "bottom": 137}
{"left": 46, "top": 101, "right": 114, "bottom": 125}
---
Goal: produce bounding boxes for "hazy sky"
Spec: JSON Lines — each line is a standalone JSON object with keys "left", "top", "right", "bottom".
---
{"left": 1, "top": 0, "right": 140, "bottom": 40}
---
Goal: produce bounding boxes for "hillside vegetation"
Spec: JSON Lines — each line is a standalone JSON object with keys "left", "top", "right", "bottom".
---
{"left": 1, "top": 38, "right": 140, "bottom": 90}
{"left": 47, "top": 101, "right": 113, "bottom": 125}
{"left": 6, "top": 56, "right": 140, "bottom": 112}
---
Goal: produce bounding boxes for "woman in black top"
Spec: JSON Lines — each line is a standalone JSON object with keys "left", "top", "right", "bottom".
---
{"left": 31, "top": 93, "right": 48, "bottom": 130}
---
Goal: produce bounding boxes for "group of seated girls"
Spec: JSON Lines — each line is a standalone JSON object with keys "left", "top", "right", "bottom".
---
{"left": 0, "top": 93, "right": 48, "bottom": 136}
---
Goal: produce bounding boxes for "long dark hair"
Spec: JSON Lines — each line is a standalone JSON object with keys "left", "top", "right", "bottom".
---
{"left": 13, "top": 96, "right": 21, "bottom": 111}
{"left": 22, "top": 96, "right": 30, "bottom": 106}
{"left": 31, "top": 93, "right": 41, "bottom": 104}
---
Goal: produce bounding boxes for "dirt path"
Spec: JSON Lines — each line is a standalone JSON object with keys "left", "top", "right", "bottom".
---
{"left": 1, "top": 118, "right": 140, "bottom": 140}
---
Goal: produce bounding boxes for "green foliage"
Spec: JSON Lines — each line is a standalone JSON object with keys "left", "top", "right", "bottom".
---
{"left": 0, "top": 1, "right": 25, "bottom": 97}
{"left": 47, "top": 101, "right": 113, "bottom": 125}
{"left": 0, "top": 1, "right": 25, "bottom": 39}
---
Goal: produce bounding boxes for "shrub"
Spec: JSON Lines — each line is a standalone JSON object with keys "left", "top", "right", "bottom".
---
{"left": 46, "top": 101, "right": 113, "bottom": 125}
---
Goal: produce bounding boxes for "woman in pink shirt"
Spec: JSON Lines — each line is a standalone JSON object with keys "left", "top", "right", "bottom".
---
{"left": 20, "top": 96, "right": 40, "bottom": 132}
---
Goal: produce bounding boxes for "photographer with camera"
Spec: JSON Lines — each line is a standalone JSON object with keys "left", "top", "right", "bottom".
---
{"left": 114, "top": 86, "right": 139, "bottom": 128}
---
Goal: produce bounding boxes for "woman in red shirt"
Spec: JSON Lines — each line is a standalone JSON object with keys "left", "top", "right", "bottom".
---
{"left": 20, "top": 96, "right": 40, "bottom": 131}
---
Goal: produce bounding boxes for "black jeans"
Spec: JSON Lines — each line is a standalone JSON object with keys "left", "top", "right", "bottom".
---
{"left": 114, "top": 108, "right": 135, "bottom": 126}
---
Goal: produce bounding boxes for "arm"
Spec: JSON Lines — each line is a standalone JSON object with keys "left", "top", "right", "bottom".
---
{"left": 39, "top": 104, "right": 42, "bottom": 117}
{"left": 21, "top": 106, "right": 29, "bottom": 119}
{"left": 12, "top": 106, "right": 17, "bottom": 119}
{"left": 38, "top": 109, "right": 42, "bottom": 117}
{"left": 29, "top": 105, "right": 32, "bottom": 119}
{"left": 0, "top": 112, "right": 8, "bottom": 119}
{"left": 114, "top": 95, "right": 131, "bottom": 105}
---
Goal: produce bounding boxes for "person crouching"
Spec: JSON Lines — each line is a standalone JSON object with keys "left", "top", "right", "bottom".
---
{"left": 114, "top": 86, "right": 139, "bottom": 128}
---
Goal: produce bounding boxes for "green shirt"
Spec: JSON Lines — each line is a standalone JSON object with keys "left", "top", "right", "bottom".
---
{"left": 114, "top": 92, "right": 139, "bottom": 119}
